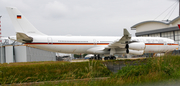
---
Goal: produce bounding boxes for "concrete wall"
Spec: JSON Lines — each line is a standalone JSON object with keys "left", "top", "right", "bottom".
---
{"left": 0, "top": 46, "right": 5, "bottom": 63}
{"left": 5, "top": 46, "right": 14, "bottom": 63}
{"left": 0, "top": 45, "right": 56, "bottom": 63}
{"left": 26, "top": 46, "right": 56, "bottom": 62}
{"left": 14, "top": 46, "right": 27, "bottom": 62}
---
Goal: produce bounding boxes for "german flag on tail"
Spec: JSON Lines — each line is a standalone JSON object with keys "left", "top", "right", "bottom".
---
{"left": 17, "top": 15, "right": 21, "bottom": 19}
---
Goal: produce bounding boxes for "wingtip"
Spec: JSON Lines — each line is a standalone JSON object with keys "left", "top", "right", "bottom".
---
{"left": 123, "top": 28, "right": 131, "bottom": 37}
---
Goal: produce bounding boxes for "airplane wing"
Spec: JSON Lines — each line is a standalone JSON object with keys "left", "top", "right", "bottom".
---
{"left": 87, "top": 29, "right": 131, "bottom": 53}
{"left": 107, "top": 29, "right": 144, "bottom": 55}
{"left": 108, "top": 29, "right": 131, "bottom": 48}
{"left": 87, "top": 29, "right": 144, "bottom": 55}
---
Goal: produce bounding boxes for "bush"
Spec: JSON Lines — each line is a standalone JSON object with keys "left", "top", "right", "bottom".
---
{"left": 114, "top": 55, "right": 180, "bottom": 84}
{"left": 0, "top": 61, "right": 111, "bottom": 84}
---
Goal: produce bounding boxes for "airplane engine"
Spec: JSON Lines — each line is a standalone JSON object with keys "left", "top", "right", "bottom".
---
{"left": 126, "top": 49, "right": 144, "bottom": 55}
{"left": 125, "top": 42, "right": 145, "bottom": 55}
{"left": 125, "top": 42, "right": 145, "bottom": 50}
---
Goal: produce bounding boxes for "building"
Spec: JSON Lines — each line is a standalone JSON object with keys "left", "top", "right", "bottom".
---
{"left": 131, "top": 16, "right": 180, "bottom": 51}
{"left": 131, "top": 17, "right": 180, "bottom": 44}
{"left": 0, "top": 39, "right": 56, "bottom": 63}
{"left": 131, "top": 1, "right": 180, "bottom": 51}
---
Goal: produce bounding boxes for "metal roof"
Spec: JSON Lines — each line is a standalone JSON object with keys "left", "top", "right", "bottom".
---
{"left": 131, "top": 16, "right": 180, "bottom": 29}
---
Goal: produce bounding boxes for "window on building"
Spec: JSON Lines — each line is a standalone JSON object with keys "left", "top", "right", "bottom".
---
{"left": 141, "top": 35, "right": 148, "bottom": 37}
{"left": 149, "top": 33, "right": 160, "bottom": 37}
{"left": 161, "top": 31, "right": 174, "bottom": 40}
{"left": 175, "top": 30, "right": 180, "bottom": 45}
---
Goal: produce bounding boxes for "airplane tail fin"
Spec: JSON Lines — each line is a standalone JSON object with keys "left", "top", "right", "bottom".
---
{"left": 6, "top": 7, "right": 46, "bottom": 36}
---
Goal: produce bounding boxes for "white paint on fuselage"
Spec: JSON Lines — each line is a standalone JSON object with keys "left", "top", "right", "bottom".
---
{"left": 27, "top": 36, "right": 178, "bottom": 54}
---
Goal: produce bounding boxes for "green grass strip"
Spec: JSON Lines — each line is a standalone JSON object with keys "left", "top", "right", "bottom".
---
{"left": 0, "top": 61, "right": 111, "bottom": 84}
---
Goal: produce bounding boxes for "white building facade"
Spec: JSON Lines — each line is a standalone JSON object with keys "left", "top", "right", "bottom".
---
{"left": 131, "top": 16, "right": 180, "bottom": 50}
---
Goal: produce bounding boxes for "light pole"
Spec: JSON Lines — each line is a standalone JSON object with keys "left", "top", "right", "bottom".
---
{"left": 179, "top": 0, "right": 180, "bottom": 16}
{"left": 0, "top": 16, "right": 2, "bottom": 64}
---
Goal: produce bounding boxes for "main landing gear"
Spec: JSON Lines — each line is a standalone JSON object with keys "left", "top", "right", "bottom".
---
{"left": 89, "top": 54, "right": 101, "bottom": 60}
{"left": 91, "top": 54, "right": 116, "bottom": 60}
{"left": 104, "top": 55, "right": 116, "bottom": 60}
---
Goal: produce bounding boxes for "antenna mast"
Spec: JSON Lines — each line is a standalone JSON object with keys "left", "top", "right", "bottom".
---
{"left": 179, "top": 0, "right": 180, "bottom": 16}
{"left": 0, "top": 16, "right": 2, "bottom": 64}
{"left": 0, "top": 16, "right": 1, "bottom": 42}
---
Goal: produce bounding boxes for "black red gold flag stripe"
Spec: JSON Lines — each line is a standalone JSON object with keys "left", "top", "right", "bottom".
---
{"left": 17, "top": 15, "right": 21, "bottom": 19}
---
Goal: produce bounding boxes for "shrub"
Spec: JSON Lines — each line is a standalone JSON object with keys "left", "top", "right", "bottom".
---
{"left": 0, "top": 61, "right": 111, "bottom": 84}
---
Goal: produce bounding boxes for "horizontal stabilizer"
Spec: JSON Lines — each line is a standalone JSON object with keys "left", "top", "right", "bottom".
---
{"left": 16, "top": 32, "right": 33, "bottom": 43}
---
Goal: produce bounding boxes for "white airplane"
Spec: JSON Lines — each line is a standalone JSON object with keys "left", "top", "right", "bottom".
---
{"left": 6, "top": 7, "right": 179, "bottom": 59}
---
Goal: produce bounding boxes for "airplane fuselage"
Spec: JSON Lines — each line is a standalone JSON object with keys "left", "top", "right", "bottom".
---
{"left": 25, "top": 36, "right": 179, "bottom": 55}
{"left": 6, "top": 7, "right": 179, "bottom": 56}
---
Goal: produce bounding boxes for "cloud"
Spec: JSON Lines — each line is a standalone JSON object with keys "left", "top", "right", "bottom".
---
{"left": 43, "top": 1, "right": 68, "bottom": 19}
{"left": 0, "top": 0, "right": 178, "bottom": 36}
{"left": 0, "top": 0, "right": 31, "bottom": 11}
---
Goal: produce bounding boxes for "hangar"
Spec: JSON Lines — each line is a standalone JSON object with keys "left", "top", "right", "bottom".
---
{"left": 131, "top": 17, "right": 180, "bottom": 55}
{"left": 131, "top": 1, "right": 180, "bottom": 51}
{"left": 131, "top": 16, "right": 180, "bottom": 46}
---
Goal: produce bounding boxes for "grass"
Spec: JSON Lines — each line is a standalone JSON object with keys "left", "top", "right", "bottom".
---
{"left": 37, "top": 55, "right": 180, "bottom": 86}
{"left": 1, "top": 55, "right": 180, "bottom": 86}
{"left": 0, "top": 61, "right": 111, "bottom": 84}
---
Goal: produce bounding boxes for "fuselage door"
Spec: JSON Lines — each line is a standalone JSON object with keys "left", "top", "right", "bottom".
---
{"left": 93, "top": 39, "right": 97, "bottom": 46}
{"left": 47, "top": 37, "right": 53, "bottom": 45}
{"left": 163, "top": 40, "right": 169, "bottom": 52}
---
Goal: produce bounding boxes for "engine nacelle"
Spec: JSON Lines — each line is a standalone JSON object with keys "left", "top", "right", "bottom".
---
{"left": 126, "top": 49, "right": 144, "bottom": 55}
{"left": 126, "top": 42, "right": 145, "bottom": 50}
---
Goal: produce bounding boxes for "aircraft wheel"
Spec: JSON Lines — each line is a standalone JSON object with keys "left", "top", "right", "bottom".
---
{"left": 112, "top": 56, "right": 116, "bottom": 60}
{"left": 109, "top": 56, "right": 116, "bottom": 60}
{"left": 104, "top": 57, "right": 109, "bottom": 60}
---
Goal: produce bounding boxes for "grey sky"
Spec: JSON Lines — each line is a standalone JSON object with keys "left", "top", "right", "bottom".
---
{"left": 0, "top": 0, "right": 179, "bottom": 36}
